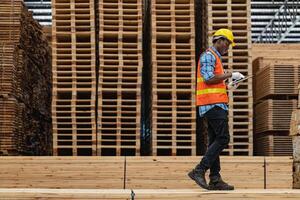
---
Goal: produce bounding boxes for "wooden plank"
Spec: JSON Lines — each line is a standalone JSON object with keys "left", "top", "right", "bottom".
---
{"left": 0, "top": 157, "right": 125, "bottom": 189}
{"left": 134, "top": 189, "right": 300, "bottom": 200}
{"left": 0, "top": 188, "right": 131, "bottom": 199}
{"left": 125, "top": 156, "right": 264, "bottom": 189}
{"left": 1, "top": 189, "right": 300, "bottom": 200}
{"left": 266, "top": 157, "right": 293, "bottom": 189}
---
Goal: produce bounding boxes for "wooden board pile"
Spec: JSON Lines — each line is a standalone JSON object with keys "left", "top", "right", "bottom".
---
{"left": 0, "top": 156, "right": 293, "bottom": 189}
{"left": 253, "top": 46, "right": 300, "bottom": 156}
{"left": 290, "top": 85, "right": 300, "bottom": 189}
{"left": 0, "top": 0, "right": 51, "bottom": 155}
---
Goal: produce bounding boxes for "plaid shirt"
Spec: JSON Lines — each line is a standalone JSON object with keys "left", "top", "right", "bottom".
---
{"left": 198, "top": 47, "right": 228, "bottom": 117}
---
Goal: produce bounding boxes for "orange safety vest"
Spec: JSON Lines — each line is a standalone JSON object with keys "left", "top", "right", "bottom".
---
{"left": 196, "top": 48, "right": 228, "bottom": 106}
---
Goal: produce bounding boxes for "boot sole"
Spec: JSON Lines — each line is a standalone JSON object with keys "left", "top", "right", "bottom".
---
{"left": 208, "top": 186, "right": 234, "bottom": 191}
{"left": 187, "top": 172, "right": 208, "bottom": 190}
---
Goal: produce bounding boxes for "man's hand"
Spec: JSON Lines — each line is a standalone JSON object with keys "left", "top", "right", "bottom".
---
{"left": 227, "top": 81, "right": 240, "bottom": 90}
{"left": 231, "top": 72, "right": 245, "bottom": 80}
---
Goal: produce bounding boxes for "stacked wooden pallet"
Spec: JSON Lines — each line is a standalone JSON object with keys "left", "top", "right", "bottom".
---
{"left": 0, "top": 1, "right": 51, "bottom": 155}
{"left": 253, "top": 49, "right": 300, "bottom": 156}
{"left": 97, "top": 0, "right": 143, "bottom": 156}
{"left": 52, "top": 0, "right": 96, "bottom": 155}
{"left": 148, "top": 0, "right": 196, "bottom": 156}
{"left": 203, "top": 0, "right": 253, "bottom": 155}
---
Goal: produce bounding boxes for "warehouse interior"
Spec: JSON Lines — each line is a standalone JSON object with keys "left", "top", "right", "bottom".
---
{"left": 1, "top": 0, "right": 300, "bottom": 199}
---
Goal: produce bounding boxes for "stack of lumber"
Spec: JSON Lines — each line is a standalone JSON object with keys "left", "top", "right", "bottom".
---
{"left": 52, "top": 0, "right": 97, "bottom": 156}
{"left": 253, "top": 46, "right": 300, "bottom": 156}
{"left": 0, "top": 156, "right": 293, "bottom": 189}
{"left": 2, "top": 189, "right": 300, "bottom": 199}
{"left": 290, "top": 86, "right": 300, "bottom": 189}
{"left": 145, "top": 0, "right": 196, "bottom": 156}
{"left": 0, "top": 0, "right": 51, "bottom": 155}
{"left": 97, "top": 0, "right": 143, "bottom": 156}
{"left": 202, "top": 0, "right": 253, "bottom": 155}
{"left": 254, "top": 57, "right": 300, "bottom": 101}
{"left": 255, "top": 100, "right": 297, "bottom": 133}
{"left": 252, "top": 44, "right": 300, "bottom": 61}
{"left": 254, "top": 135, "right": 293, "bottom": 156}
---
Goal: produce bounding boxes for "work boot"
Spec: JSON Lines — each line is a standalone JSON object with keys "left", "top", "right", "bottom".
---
{"left": 187, "top": 169, "right": 208, "bottom": 189}
{"left": 208, "top": 178, "right": 234, "bottom": 190}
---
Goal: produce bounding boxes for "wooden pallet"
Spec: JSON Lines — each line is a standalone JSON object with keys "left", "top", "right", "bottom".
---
{"left": 255, "top": 99, "right": 297, "bottom": 134}
{"left": 97, "top": 0, "right": 143, "bottom": 156}
{"left": 52, "top": 91, "right": 96, "bottom": 156}
{"left": 254, "top": 135, "right": 293, "bottom": 156}
{"left": 52, "top": 0, "right": 97, "bottom": 156}
{"left": 254, "top": 57, "right": 300, "bottom": 101}
{"left": 149, "top": 0, "right": 196, "bottom": 156}
{"left": 205, "top": 0, "right": 253, "bottom": 155}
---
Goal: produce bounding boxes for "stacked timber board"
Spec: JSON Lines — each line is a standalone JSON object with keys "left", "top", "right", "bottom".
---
{"left": 0, "top": 0, "right": 51, "bottom": 155}
{"left": 254, "top": 135, "right": 293, "bottom": 156}
{"left": 2, "top": 189, "right": 300, "bottom": 200}
{"left": 52, "top": 0, "right": 97, "bottom": 155}
{"left": 253, "top": 47, "right": 300, "bottom": 156}
{"left": 254, "top": 57, "right": 300, "bottom": 101}
{"left": 255, "top": 100, "right": 297, "bottom": 133}
{"left": 146, "top": 0, "right": 196, "bottom": 156}
{"left": 97, "top": 0, "right": 143, "bottom": 156}
{"left": 203, "top": 0, "right": 253, "bottom": 155}
{"left": 0, "top": 156, "right": 293, "bottom": 189}
{"left": 290, "top": 89, "right": 300, "bottom": 189}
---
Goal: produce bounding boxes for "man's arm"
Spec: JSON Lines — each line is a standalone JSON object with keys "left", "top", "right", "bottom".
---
{"left": 204, "top": 72, "right": 232, "bottom": 85}
{"left": 200, "top": 52, "right": 232, "bottom": 84}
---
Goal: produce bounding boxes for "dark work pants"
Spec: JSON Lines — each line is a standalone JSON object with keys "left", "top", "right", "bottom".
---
{"left": 196, "top": 106, "right": 230, "bottom": 182}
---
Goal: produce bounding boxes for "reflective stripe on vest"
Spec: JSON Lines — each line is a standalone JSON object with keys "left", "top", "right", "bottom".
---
{"left": 196, "top": 88, "right": 227, "bottom": 95}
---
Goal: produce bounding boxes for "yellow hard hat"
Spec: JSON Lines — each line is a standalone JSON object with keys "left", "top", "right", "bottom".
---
{"left": 213, "top": 28, "right": 235, "bottom": 47}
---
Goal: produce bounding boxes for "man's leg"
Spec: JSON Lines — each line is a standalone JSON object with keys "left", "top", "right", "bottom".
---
{"left": 206, "top": 120, "right": 221, "bottom": 182}
{"left": 197, "top": 107, "right": 229, "bottom": 172}
{"left": 200, "top": 107, "right": 234, "bottom": 190}
{"left": 188, "top": 106, "right": 228, "bottom": 189}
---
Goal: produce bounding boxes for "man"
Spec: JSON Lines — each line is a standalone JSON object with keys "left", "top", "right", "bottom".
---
{"left": 188, "top": 28, "right": 244, "bottom": 190}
